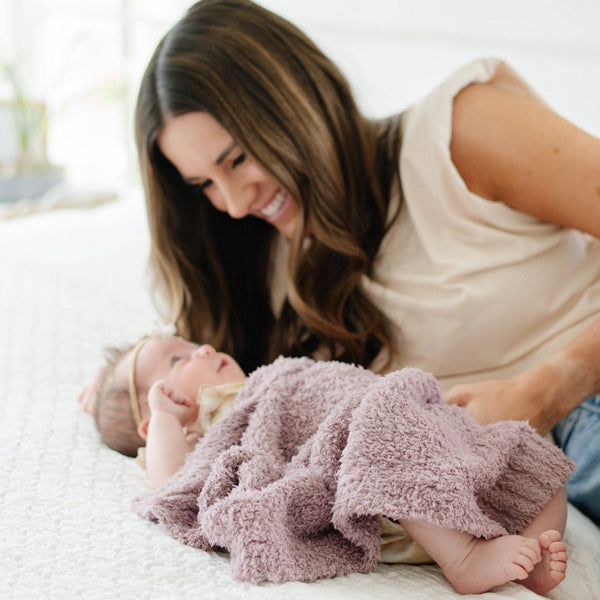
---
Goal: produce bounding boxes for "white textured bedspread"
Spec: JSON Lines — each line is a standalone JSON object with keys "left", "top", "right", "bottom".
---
{"left": 1, "top": 195, "right": 599, "bottom": 600}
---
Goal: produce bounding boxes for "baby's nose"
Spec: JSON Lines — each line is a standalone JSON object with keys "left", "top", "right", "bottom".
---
{"left": 195, "top": 344, "right": 216, "bottom": 359}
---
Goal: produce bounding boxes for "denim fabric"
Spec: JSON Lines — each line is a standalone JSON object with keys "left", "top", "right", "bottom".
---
{"left": 553, "top": 394, "right": 600, "bottom": 526}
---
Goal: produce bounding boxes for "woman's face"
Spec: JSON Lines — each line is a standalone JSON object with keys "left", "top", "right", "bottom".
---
{"left": 158, "top": 111, "right": 300, "bottom": 238}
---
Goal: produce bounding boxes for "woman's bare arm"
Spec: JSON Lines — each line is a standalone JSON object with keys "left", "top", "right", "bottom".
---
{"left": 446, "top": 82, "right": 600, "bottom": 432}
{"left": 450, "top": 82, "right": 600, "bottom": 236}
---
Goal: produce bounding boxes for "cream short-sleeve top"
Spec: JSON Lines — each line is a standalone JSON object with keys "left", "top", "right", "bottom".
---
{"left": 364, "top": 57, "right": 600, "bottom": 390}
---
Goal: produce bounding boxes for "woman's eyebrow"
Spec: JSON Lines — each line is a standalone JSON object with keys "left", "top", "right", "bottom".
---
{"left": 215, "top": 139, "right": 237, "bottom": 165}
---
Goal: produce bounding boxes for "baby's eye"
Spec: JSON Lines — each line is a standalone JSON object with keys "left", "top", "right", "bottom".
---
{"left": 170, "top": 356, "right": 182, "bottom": 367}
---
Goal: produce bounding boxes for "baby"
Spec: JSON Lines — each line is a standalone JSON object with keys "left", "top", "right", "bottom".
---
{"left": 78, "top": 335, "right": 246, "bottom": 473}
{"left": 79, "top": 334, "right": 570, "bottom": 596}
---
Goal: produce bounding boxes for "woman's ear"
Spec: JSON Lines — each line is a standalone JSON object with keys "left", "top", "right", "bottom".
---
{"left": 137, "top": 418, "right": 149, "bottom": 441}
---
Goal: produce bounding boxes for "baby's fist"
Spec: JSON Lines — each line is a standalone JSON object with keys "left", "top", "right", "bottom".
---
{"left": 148, "top": 380, "right": 195, "bottom": 426}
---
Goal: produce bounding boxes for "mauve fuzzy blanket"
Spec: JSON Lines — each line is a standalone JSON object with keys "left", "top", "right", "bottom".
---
{"left": 133, "top": 357, "right": 574, "bottom": 584}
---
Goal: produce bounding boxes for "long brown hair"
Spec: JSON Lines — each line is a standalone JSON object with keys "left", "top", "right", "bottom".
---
{"left": 136, "top": 0, "right": 402, "bottom": 373}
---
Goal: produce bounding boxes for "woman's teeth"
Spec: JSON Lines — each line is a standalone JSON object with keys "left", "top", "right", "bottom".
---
{"left": 260, "top": 191, "right": 286, "bottom": 218}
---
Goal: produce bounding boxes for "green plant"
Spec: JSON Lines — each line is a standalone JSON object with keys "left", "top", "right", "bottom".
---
{"left": 0, "top": 61, "right": 52, "bottom": 175}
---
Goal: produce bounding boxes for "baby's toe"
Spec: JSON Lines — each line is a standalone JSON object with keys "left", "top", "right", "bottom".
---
{"left": 548, "top": 540, "right": 566, "bottom": 554}
{"left": 539, "top": 529, "right": 562, "bottom": 549}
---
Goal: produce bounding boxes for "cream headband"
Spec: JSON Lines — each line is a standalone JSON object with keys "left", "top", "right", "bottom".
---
{"left": 128, "top": 322, "right": 177, "bottom": 426}
{"left": 128, "top": 337, "right": 150, "bottom": 426}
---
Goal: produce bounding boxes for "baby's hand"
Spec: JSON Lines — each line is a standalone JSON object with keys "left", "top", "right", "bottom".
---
{"left": 77, "top": 383, "right": 95, "bottom": 413}
{"left": 185, "top": 431, "right": 201, "bottom": 450}
{"left": 148, "top": 380, "right": 195, "bottom": 426}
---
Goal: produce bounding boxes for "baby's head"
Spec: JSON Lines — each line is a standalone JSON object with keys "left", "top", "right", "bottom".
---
{"left": 79, "top": 336, "right": 246, "bottom": 456}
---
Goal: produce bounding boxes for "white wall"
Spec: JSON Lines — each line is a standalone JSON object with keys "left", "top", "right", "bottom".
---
{"left": 263, "top": 0, "right": 600, "bottom": 51}
{"left": 261, "top": 0, "right": 600, "bottom": 136}
{"left": 2, "top": 0, "right": 599, "bottom": 192}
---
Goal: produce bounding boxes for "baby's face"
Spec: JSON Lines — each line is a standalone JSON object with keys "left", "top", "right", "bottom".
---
{"left": 124, "top": 337, "right": 246, "bottom": 412}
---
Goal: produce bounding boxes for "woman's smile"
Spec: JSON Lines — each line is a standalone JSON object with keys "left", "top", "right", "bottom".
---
{"left": 260, "top": 189, "right": 288, "bottom": 219}
{"left": 158, "top": 111, "right": 300, "bottom": 238}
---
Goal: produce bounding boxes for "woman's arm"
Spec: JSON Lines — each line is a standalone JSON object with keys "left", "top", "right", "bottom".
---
{"left": 446, "top": 316, "right": 600, "bottom": 433}
{"left": 450, "top": 82, "right": 600, "bottom": 237}
{"left": 446, "top": 81, "right": 600, "bottom": 432}
{"left": 145, "top": 381, "right": 197, "bottom": 489}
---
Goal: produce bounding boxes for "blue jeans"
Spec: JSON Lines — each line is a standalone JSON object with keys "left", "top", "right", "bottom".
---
{"left": 553, "top": 393, "right": 600, "bottom": 526}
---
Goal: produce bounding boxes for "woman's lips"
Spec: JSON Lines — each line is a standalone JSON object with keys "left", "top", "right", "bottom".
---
{"left": 260, "top": 190, "right": 288, "bottom": 221}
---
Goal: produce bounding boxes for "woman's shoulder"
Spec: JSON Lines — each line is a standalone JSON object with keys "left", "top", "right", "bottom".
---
{"left": 402, "top": 57, "right": 541, "bottom": 147}
{"left": 448, "top": 79, "right": 541, "bottom": 201}
{"left": 399, "top": 57, "right": 546, "bottom": 205}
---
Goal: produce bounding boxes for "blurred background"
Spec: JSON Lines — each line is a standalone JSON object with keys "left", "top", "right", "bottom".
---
{"left": 1, "top": 0, "right": 599, "bottom": 215}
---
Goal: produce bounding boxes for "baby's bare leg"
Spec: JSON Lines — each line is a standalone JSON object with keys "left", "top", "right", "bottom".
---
{"left": 400, "top": 519, "right": 542, "bottom": 595}
{"left": 400, "top": 487, "right": 569, "bottom": 595}
{"left": 519, "top": 487, "right": 569, "bottom": 595}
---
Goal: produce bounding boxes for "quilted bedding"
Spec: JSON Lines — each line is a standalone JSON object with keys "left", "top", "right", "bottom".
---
{"left": 1, "top": 195, "right": 599, "bottom": 600}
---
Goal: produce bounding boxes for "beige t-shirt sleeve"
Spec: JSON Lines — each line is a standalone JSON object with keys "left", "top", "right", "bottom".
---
{"left": 365, "top": 57, "right": 600, "bottom": 390}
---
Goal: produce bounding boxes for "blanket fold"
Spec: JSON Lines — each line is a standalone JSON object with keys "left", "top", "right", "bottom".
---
{"left": 133, "top": 357, "right": 574, "bottom": 583}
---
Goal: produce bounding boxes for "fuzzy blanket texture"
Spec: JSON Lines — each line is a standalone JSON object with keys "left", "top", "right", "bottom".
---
{"left": 133, "top": 357, "right": 574, "bottom": 584}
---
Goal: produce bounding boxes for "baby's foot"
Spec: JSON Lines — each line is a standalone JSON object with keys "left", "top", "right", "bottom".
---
{"left": 443, "top": 535, "right": 542, "bottom": 594}
{"left": 522, "top": 530, "right": 568, "bottom": 595}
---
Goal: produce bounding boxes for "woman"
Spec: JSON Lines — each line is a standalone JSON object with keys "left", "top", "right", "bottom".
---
{"left": 135, "top": 0, "right": 600, "bottom": 524}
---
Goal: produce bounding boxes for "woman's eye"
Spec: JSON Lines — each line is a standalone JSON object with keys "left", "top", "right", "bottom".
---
{"left": 198, "top": 180, "right": 212, "bottom": 191}
{"left": 232, "top": 153, "right": 246, "bottom": 168}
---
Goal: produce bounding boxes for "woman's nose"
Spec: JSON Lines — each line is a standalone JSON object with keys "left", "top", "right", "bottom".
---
{"left": 195, "top": 344, "right": 216, "bottom": 358}
{"left": 223, "top": 193, "right": 250, "bottom": 219}
{"left": 220, "top": 180, "right": 256, "bottom": 219}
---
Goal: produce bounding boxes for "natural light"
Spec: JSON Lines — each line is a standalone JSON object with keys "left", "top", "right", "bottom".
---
{"left": 2, "top": 0, "right": 599, "bottom": 217}
{"left": 2, "top": 2, "right": 600, "bottom": 599}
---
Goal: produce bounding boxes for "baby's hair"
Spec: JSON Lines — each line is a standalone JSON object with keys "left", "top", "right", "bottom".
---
{"left": 92, "top": 344, "right": 145, "bottom": 457}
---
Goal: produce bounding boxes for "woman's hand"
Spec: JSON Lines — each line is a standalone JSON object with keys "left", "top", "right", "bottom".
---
{"left": 445, "top": 371, "right": 559, "bottom": 435}
{"left": 148, "top": 380, "right": 196, "bottom": 427}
